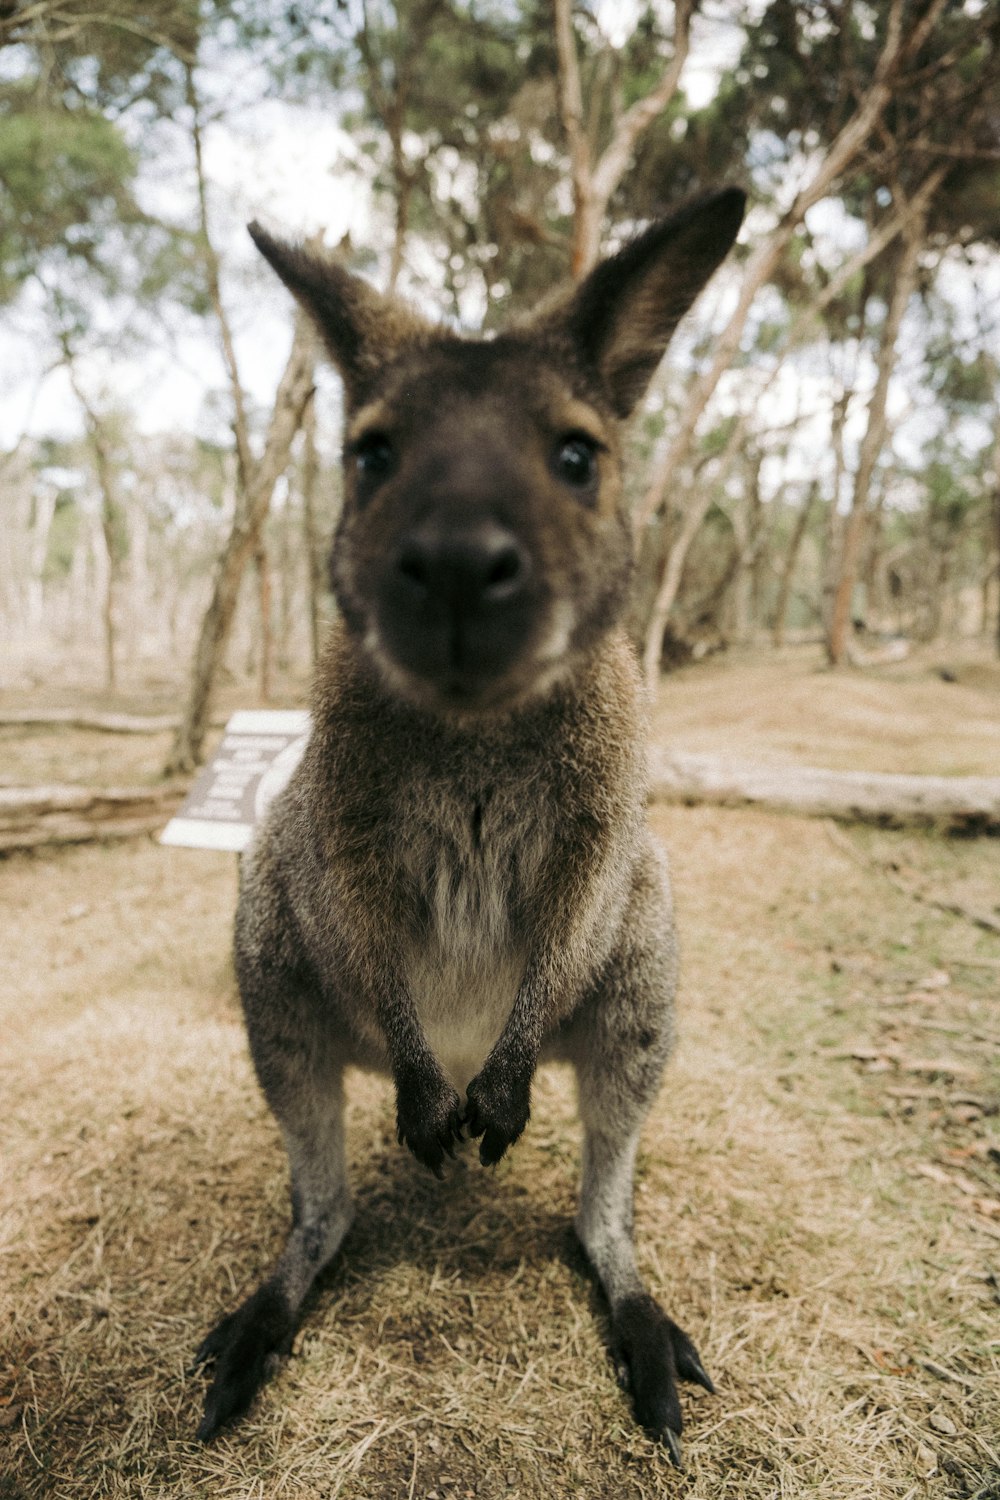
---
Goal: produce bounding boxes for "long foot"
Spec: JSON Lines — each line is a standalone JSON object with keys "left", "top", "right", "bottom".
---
{"left": 611, "top": 1293, "right": 714, "bottom": 1467}
{"left": 194, "top": 1281, "right": 296, "bottom": 1441}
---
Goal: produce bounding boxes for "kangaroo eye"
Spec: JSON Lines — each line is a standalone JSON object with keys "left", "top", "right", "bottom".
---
{"left": 353, "top": 432, "right": 394, "bottom": 481}
{"left": 556, "top": 434, "right": 599, "bottom": 490}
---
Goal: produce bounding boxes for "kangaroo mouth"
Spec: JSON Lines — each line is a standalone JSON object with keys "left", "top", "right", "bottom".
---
{"left": 373, "top": 569, "right": 557, "bottom": 712}
{"left": 372, "top": 611, "right": 568, "bottom": 716}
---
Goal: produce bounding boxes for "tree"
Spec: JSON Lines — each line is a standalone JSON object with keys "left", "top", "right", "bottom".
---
{"left": 162, "top": 68, "right": 318, "bottom": 771}
{"left": 635, "top": 0, "right": 956, "bottom": 685}
{"left": 552, "top": 0, "right": 694, "bottom": 279}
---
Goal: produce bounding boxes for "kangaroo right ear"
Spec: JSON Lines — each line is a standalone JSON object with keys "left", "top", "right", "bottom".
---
{"left": 248, "top": 222, "right": 433, "bottom": 404}
{"left": 554, "top": 187, "right": 746, "bottom": 418}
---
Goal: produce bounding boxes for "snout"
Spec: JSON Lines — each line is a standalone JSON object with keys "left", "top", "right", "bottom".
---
{"left": 377, "top": 519, "right": 543, "bottom": 707}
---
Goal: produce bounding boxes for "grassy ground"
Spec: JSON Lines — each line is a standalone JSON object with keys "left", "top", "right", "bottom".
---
{"left": 2, "top": 644, "right": 999, "bottom": 1499}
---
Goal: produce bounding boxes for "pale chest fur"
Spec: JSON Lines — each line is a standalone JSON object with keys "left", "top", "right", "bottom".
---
{"left": 399, "top": 790, "right": 547, "bottom": 1091}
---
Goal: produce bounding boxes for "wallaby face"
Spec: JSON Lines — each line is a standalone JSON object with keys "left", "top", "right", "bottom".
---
{"left": 195, "top": 188, "right": 745, "bottom": 1465}
{"left": 249, "top": 188, "right": 744, "bottom": 715}
{"left": 333, "top": 341, "right": 633, "bottom": 714}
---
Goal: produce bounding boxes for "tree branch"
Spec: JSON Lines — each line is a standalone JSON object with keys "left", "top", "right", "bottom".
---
{"left": 185, "top": 62, "right": 254, "bottom": 496}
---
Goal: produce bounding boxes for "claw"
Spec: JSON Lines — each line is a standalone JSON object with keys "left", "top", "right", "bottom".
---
{"left": 671, "top": 1321, "right": 716, "bottom": 1394}
{"left": 683, "top": 1354, "right": 715, "bottom": 1395}
{"left": 662, "top": 1426, "right": 684, "bottom": 1470}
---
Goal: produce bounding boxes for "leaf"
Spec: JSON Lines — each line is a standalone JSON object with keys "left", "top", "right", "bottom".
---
{"left": 916, "top": 1441, "right": 938, "bottom": 1478}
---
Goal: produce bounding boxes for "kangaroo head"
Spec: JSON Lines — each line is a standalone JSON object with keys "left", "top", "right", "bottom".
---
{"left": 250, "top": 188, "right": 744, "bottom": 714}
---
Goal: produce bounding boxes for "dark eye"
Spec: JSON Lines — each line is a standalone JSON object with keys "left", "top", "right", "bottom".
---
{"left": 556, "top": 434, "right": 599, "bottom": 489}
{"left": 353, "top": 431, "right": 394, "bottom": 481}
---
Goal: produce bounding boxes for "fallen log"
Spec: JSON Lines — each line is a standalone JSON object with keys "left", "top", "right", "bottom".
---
{"left": 0, "top": 783, "right": 188, "bottom": 851}
{"left": 650, "top": 751, "right": 1000, "bottom": 834}
{"left": 4, "top": 753, "right": 1000, "bottom": 853}
{"left": 0, "top": 709, "right": 180, "bottom": 734}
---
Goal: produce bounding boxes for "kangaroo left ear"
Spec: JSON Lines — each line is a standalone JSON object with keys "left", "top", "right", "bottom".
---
{"left": 557, "top": 187, "right": 746, "bottom": 418}
{"left": 248, "top": 222, "right": 435, "bottom": 407}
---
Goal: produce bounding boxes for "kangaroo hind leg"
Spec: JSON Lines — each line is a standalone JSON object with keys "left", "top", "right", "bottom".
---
{"left": 571, "top": 847, "right": 713, "bottom": 1466}
{"left": 195, "top": 1044, "right": 353, "bottom": 1441}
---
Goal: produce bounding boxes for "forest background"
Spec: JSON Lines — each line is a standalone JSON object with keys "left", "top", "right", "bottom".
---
{"left": 2, "top": 0, "right": 1000, "bottom": 762}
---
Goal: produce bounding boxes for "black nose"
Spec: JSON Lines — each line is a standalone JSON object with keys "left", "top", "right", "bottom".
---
{"left": 393, "top": 522, "right": 529, "bottom": 613}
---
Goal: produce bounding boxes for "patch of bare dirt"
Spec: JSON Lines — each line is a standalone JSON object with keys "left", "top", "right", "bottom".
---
{"left": 653, "top": 642, "right": 1000, "bottom": 777}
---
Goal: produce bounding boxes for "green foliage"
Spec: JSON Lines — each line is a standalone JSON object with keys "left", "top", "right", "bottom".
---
{"left": 931, "top": 351, "right": 998, "bottom": 411}
{"left": 0, "top": 101, "right": 140, "bottom": 298}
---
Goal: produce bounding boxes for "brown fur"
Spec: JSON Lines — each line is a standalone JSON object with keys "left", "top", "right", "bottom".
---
{"left": 193, "top": 188, "right": 745, "bottom": 1463}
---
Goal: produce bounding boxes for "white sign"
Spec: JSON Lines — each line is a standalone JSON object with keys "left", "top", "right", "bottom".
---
{"left": 160, "top": 710, "right": 310, "bottom": 852}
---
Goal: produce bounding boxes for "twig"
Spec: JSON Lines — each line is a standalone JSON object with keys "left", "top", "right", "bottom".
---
{"left": 824, "top": 822, "right": 1000, "bottom": 935}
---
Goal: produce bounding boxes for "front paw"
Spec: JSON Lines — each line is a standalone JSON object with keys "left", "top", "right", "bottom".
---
{"left": 395, "top": 1067, "right": 464, "bottom": 1177}
{"left": 464, "top": 1060, "right": 531, "bottom": 1166}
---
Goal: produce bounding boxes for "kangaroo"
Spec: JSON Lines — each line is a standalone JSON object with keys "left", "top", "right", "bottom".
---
{"left": 193, "top": 187, "right": 745, "bottom": 1465}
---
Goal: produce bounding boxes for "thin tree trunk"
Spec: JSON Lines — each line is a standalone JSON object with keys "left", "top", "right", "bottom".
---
{"left": 63, "top": 358, "right": 125, "bottom": 691}
{"left": 165, "top": 66, "right": 315, "bottom": 773}
{"left": 640, "top": 486, "right": 717, "bottom": 684}
{"left": 165, "top": 317, "right": 315, "bottom": 774}
{"left": 772, "top": 482, "right": 819, "bottom": 648}
{"left": 862, "top": 477, "right": 888, "bottom": 627}
{"left": 254, "top": 538, "right": 273, "bottom": 702}
{"left": 821, "top": 386, "right": 852, "bottom": 633}
{"left": 553, "top": 0, "right": 694, "bottom": 278}
{"left": 277, "top": 493, "right": 294, "bottom": 673}
{"left": 639, "top": 403, "right": 749, "bottom": 684}
{"left": 26, "top": 488, "right": 56, "bottom": 628}
{"left": 827, "top": 220, "right": 924, "bottom": 665}
{"left": 300, "top": 390, "right": 324, "bottom": 669}
{"left": 993, "top": 409, "right": 1000, "bottom": 659}
{"left": 99, "top": 506, "right": 118, "bottom": 691}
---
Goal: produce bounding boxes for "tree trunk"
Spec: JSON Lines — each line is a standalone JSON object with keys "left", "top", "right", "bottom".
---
{"left": 164, "top": 317, "right": 315, "bottom": 775}
{"left": 26, "top": 488, "right": 56, "bottom": 629}
{"left": 552, "top": 0, "right": 693, "bottom": 278}
{"left": 772, "top": 482, "right": 819, "bottom": 648}
{"left": 993, "top": 409, "right": 1000, "bottom": 659}
{"left": 820, "top": 387, "right": 852, "bottom": 633}
{"left": 638, "top": 406, "right": 749, "bottom": 685}
{"left": 63, "top": 357, "right": 127, "bottom": 691}
{"left": 277, "top": 493, "right": 294, "bottom": 674}
{"left": 300, "top": 391, "right": 324, "bottom": 669}
{"left": 640, "top": 483, "right": 718, "bottom": 685}
{"left": 254, "top": 538, "right": 273, "bottom": 702}
{"left": 827, "top": 221, "right": 924, "bottom": 665}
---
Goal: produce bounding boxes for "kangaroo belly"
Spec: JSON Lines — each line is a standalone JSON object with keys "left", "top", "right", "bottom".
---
{"left": 403, "top": 836, "right": 528, "bottom": 1091}
{"left": 407, "top": 949, "right": 524, "bottom": 1091}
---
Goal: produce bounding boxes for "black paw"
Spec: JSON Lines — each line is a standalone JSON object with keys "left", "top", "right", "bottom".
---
{"left": 395, "top": 1067, "right": 464, "bottom": 1178}
{"left": 193, "top": 1281, "right": 295, "bottom": 1441}
{"left": 611, "top": 1294, "right": 714, "bottom": 1467}
{"left": 464, "top": 1061, "right": 531, "bottom": 1166}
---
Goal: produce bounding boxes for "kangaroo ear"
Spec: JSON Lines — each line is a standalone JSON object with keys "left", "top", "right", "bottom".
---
{"left": 557, "top": 187, "right": 746, "bottom": 418}
{"left": 248, "top": 222, "right": 433, "bottom": 404}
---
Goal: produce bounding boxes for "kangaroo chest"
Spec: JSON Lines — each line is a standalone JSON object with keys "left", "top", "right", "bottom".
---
{"left": 399, "top": 789, "right": 546, "bottom": 1091}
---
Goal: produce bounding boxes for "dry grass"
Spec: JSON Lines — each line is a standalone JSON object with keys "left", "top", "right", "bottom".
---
{"left": 2, "top": 647, "right": 999, "bottom": 1499}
